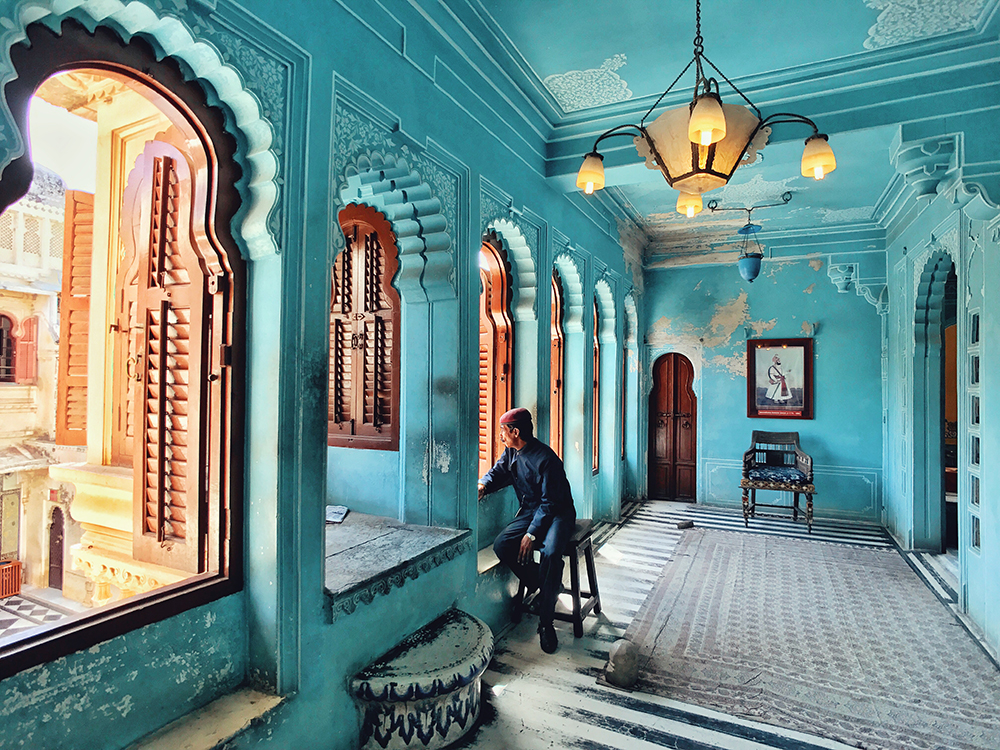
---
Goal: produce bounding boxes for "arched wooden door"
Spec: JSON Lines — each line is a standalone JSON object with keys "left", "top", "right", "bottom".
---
{"left": 649, "top": 353, "right": 697, "bottom": 501}
{"left": 49, "top": 507, "right": 64, "bottom": 590}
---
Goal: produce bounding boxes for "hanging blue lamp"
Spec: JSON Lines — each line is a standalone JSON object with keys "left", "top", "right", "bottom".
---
{"left": 737, "top": 222, "right": 763, "bottom": 282}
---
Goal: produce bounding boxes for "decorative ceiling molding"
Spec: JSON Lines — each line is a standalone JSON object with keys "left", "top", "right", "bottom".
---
{"left": 543, "top": 54, "right": 632, "bottom": 113}
{"left": 863, "top": 0, "right": 991, "bottom": 50}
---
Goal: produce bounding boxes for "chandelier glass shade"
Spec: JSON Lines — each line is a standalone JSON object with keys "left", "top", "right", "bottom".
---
{"left": 576, "top": 0, "right": 835, "bottom": 209}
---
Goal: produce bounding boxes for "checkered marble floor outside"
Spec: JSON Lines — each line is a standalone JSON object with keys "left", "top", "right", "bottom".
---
{"left": 0, "top": 593, "right": 74, "bottom": 640}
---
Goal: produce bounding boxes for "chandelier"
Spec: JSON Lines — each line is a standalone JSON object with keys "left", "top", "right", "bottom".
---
{"left": 576, "top": 0, "right": 836, "bottom": 214}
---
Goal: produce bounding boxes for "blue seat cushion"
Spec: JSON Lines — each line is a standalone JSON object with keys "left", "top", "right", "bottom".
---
{"left": 748, "top": 466, "right": 808, "bottom": 483}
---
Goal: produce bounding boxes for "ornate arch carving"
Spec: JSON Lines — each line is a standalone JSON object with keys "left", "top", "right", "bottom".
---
{"left": 552, "top": 252, "right": 583, "bottom": 334}
{"left": 339, "top": 151, "right": 453, "bottom": 303}
{"left": 594, "top": 276, "right": 616, "bottom": 342}
{"left": 485, "top": 218, "right": 536, "bottom": 322}
{"left": 0, "top": 1, "right": 280, "bottom": 260}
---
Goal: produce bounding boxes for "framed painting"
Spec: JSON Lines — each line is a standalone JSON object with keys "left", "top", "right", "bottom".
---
{"left": 746, "top": 338, "right": 813, "bottom": 419}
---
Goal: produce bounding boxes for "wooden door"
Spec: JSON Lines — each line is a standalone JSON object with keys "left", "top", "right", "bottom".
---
{"left": 49, "top": 507, "right": 64, "bottom": 590}
{"left": 649, "top": 353, "right": 697, "bottom": 500}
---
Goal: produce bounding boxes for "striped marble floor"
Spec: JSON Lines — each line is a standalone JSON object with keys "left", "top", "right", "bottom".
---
{"left": 466, "top": 501, "right": 860, "bottom": 750}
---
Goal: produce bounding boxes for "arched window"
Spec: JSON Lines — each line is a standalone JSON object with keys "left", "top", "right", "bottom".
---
{"left": 550, "top": 271, "right": 565, "bottom": 457}
{"left": 479, "top": 239, "right": 513, "bottom": 478}
{"left": 0, "top": 315, "right": 14, "bottom": 382}
{"left": 328, "top": 203, "right": 401, "bottom": 451}
{"left": 592, "top": 300, "right": 600, "bottom": 474}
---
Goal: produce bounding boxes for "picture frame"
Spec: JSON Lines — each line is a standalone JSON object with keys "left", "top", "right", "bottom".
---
{"left": 746, "top": 338, "right": 813, "bottom": 419}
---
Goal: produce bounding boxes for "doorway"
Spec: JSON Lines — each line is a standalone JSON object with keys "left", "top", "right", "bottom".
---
{"left": 649, "top": 353, "right": 697, "bottom": 501}
{"left": 48, "top": 507, "right": 64, "bottom": 591}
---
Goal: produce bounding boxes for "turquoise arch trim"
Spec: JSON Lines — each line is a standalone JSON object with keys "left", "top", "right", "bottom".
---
{"left": 0, "top": 0, "right": 281, "bottom": 261}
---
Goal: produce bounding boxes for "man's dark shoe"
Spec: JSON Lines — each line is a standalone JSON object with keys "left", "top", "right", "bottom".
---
{"left": 538, "top": 622, "right": 558, "bottom": 654}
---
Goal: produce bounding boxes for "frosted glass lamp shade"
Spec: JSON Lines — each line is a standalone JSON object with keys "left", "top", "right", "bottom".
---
{"left": 688, "top": 94, "right": 726, "bottom": 146}
{"left": 577, "top": 152, "right": 605, "bottom": 194}
{"left": 801, "top": 134, "right": 836, "bottom": 180}
{"left": 640, "top": 103, "right": 761, "bottom": 194}
{"left": 676, "top": 191, "right": 703, "bottom": 218}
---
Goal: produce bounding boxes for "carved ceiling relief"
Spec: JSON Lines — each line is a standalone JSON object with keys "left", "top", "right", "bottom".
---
{"left": 543, "top": 54, "right": 632, "bottom": 113}
{"left": 864, "top": 0, "right": 990, "bottom": 49}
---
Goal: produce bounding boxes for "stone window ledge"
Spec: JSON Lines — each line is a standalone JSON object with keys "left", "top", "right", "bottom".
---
{"left": 324, "top": 512, "right": 471, "bottom": 623}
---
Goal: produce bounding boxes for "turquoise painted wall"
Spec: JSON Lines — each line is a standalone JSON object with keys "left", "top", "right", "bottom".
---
{"left": 0, "top": 1, "right": 632, "bottom": 748}
{"left": 644, "top": 256, "right": 884, "bottom": 520}
{"left": 0, "top": 595, "right": 246, "bottom": 750}
{"left": 327, "top": 447, "right": 400, "bottom": 518}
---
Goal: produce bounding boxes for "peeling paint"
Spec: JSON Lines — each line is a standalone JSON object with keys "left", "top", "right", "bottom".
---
{"left": 809, "top": 258, "right": 824, "bottom": 271}
{"left": 709, "top": 351, "right": 746, "bottom": 377}
{"left": 804, "top": 283, "right": 816, "bottom": 294}
{"left": 421, "top": 441, "right": 453, "bottom": 484}
{"left": 749, "top": 319, "right": 777, "bottom": 336}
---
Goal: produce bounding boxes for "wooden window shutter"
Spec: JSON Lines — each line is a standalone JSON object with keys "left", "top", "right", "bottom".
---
{"left": 592, "top": 301, "right": 600, "bottom": 474}
{"left": 125, "top": 141, "right": 214, "bottom": 574}
{"left": 478, "top": 240, "right": 513, "bottom": 477}
{"left": 328, "top": 204, "right": 400, "bottom": 450}
{"left": 550, "top": 271, "right": 564, "bottom": 458}
{"left": 56, "top": 190, "right": 93, "bottom": 445}
{"left": 0, "top": 315, "right": 14, "bottom": 383}
{"left": 14, "top": 315, "right": 37, "bottom": 383}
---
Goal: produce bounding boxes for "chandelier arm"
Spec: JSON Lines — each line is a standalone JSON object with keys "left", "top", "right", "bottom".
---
{"left": 640, "top": 57, "right": 696, "bottom": 127}
{"left": 699, "top": 54, "right": 761, "bottom": 119}
{"left": 591, "top": 124, "right": 646, "bottom": 153}
{"left": 759, "top": 113, "right": 820, "bottom": 134}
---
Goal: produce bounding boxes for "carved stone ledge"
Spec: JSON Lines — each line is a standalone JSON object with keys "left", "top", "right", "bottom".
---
{"left": 324, "top": 512, "right": 472, "bottom": 624}
{"left": 827, "top": 263, "right": 855, "bottom": 293}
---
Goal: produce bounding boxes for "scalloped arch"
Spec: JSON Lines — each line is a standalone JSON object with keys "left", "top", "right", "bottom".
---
{"left": 624, "top": 292, "right": 638, "bottom": 347}
{"left": 553, "top": 252, "right": 583, "bottom": 334}
{"left": 486, "top": 218, "right": 536, "bottom": 323}
{"left": 0, "top": 0, "right": 281, "bottom": 260}
{"left": 339, "top": 151, "right": 452, "bottom": 303}
{"left": 914, "top": 251, "right": 954, "bottom": 347}
{"left": 594, "top": 276, "right": 615, "bottom": 342}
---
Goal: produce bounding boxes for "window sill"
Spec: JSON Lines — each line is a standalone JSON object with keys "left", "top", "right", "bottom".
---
{"left": 324, "top": 512, "right": 471, "bottom": 623}
{"left": 127, "top": 688, "right": 282, "bottom": 750}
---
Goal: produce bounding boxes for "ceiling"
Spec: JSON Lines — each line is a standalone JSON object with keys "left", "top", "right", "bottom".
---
{"left": 469, "top": 0, "right": 998, "bottom": 262}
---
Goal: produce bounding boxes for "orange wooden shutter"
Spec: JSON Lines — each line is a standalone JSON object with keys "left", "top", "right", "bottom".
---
{"left": 328, "top": 204, "right": 400, "bottom": 450}
{"left": 592, "top": 301, "right": 600, "bottom": 474}
{"left": 56, "top": 190, "right": 93, "bottom": 446}
{"left": 125, "top": 142, "right": 208, "bottom": 574}
{"left": 550, "top": 271, "right": 564, "bottom": 458}
{"left": 14, "top": 315, "right": 37, "bottom": 383}
{"left": 478, "top": 240, "right": 513, "bottom": 475}
{"left": 478, "top": 268, "right": 496, "bottom": 478}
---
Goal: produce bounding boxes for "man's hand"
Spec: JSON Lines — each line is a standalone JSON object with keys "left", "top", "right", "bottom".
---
{"left": 518, "top": 534, "right": 534, "bottom": 565}
{"left": 477, "top": 483, "right": 486, "bottom": 501}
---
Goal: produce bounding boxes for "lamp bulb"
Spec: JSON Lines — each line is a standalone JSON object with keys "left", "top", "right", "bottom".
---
{"left": 585, "top": 182, "right": 594, "bottom": 195}
{"left": 813, "top": 166, "right": 824, "bottom": 180}
{"left": 686, "top": 206, "right": 695, "bottom": 218}
{"left": 700, "top": 130, "right": 713, "bottom": 147}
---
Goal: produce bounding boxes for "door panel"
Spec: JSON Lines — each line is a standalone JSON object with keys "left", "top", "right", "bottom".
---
{"left": 49, "top": 507, "right": 64, "bottom": 590}
{"left": 649, "top": 353, "right": 697, "bottom": 500}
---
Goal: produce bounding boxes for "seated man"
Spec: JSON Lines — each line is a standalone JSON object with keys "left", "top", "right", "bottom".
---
{"left": 478, "top": 407, "right": 576, "bottom": 653}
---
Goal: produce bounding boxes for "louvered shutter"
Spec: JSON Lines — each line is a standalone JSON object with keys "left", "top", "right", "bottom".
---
{"left": 550, "top": 272, "right": 564, "bottom": 458}
{"left": 478, "top": 269, "right": 496, "bottom": 478}
{"left": 14, "top": 315, "right": 37, "bottom": 383}
{"left": 328, "top": 204, "right": 400, "bottom": 450}
{"left": 56, "top": 190, "right": 93, "bottom": 445}
{"left": 593, "top": 302, "right": 600, "bottom": 474}
{"left": 124, "top": 141, "right": 208, "bottom": 574}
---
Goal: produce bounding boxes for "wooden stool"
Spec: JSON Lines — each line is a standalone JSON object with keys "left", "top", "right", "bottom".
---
{"left": 513, "top": 519, "right": 601, "bottom": 637}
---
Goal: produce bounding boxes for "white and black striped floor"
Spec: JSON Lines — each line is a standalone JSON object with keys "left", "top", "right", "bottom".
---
{"left": 464, "top": 501, "right": 877, "bottom": 750}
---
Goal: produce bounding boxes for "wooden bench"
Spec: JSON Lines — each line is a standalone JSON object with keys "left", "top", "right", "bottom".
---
{"left": 351, "top": 609, "right": 493, "bottom": 750}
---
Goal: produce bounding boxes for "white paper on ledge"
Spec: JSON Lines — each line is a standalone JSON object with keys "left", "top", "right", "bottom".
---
{"left": 326, "top": 505, "right": 349, "bottom": 524}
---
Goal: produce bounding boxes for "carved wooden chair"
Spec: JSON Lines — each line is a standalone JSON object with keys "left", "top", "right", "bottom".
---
{"left": 741, "top": 431, "right": 816, "bottom": 532}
